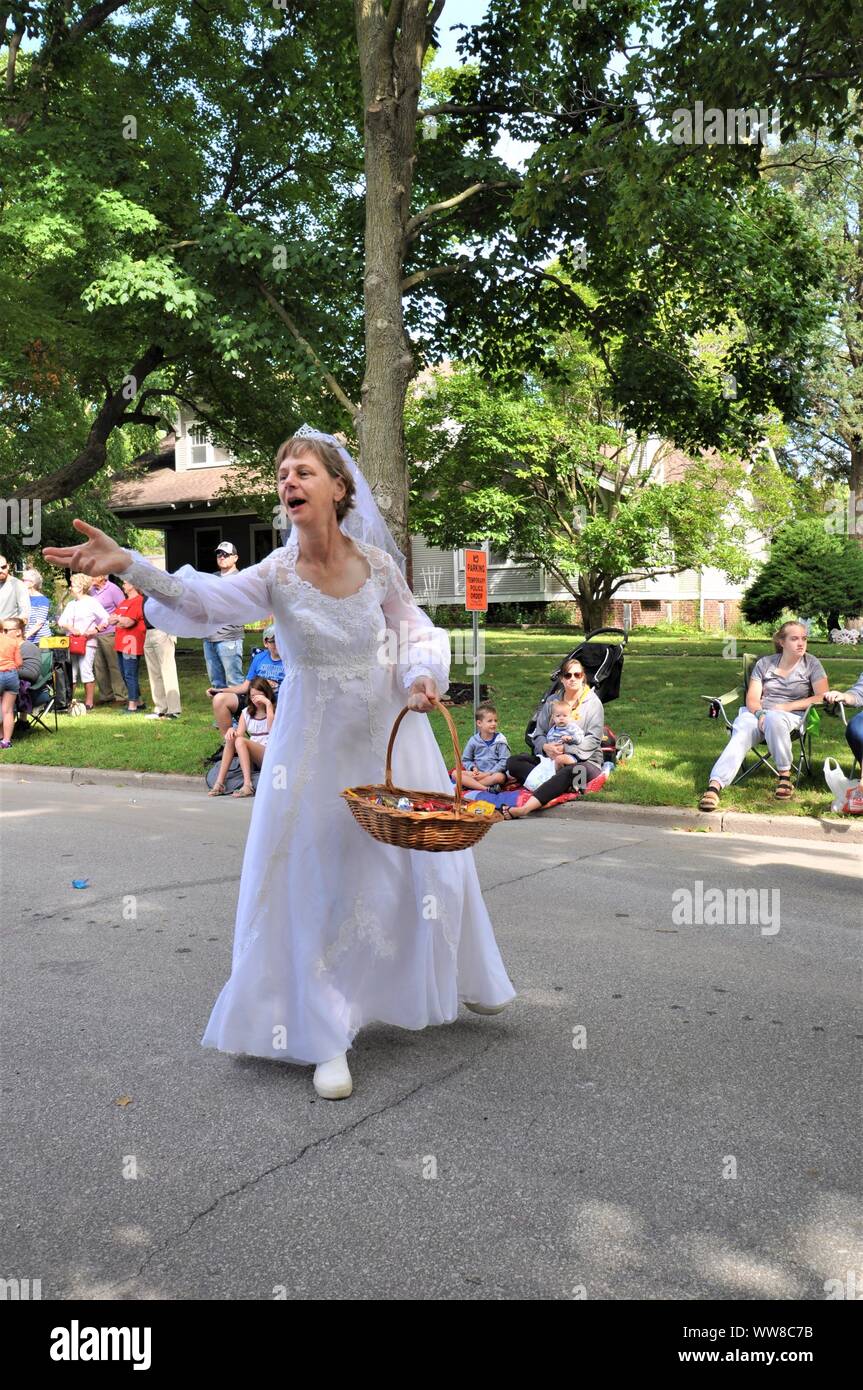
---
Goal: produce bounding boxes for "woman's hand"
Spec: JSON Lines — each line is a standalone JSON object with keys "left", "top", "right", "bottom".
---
{"left": 224, "top": 728, "right": 236, "bottom": 743}
{"left": 407, "top": 677, "right": 439, "bottom": 712}
{"left": 543, "top": 741, "right": 565, "bottom": 757}
{"left": 42, "top": 519, "right": 131, "bottom": 578}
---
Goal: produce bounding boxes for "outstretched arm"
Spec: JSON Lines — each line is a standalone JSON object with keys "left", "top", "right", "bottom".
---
{"left": 44, "top": 519, "right": 275, "bottom": 639}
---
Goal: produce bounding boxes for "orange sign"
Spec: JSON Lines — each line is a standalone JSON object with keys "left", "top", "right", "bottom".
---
{"left": 464, "top": 548, "right": 488, "bottom": 612}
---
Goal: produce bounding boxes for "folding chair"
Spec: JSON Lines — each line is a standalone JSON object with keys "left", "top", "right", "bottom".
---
{"left": 16, "top": 647, "right": 58, "bottom": 733}
{"left": 701, "top": 652, "right": 819, "bottom": 787}
{"left": 824, "top": 699, "right": 861, "bottom": 780}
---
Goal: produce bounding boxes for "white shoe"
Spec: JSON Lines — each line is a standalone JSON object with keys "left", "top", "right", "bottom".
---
{"left": 464, "top": 1001, "right": 508, "bottom": 1015}
{"left": 313, "top": 1053, "right": 353, "bottom": 1099}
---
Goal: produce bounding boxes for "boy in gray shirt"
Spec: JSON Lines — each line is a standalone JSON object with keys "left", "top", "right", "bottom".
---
{"left": 457, "top": 703, "right": 511, "bottom": 791}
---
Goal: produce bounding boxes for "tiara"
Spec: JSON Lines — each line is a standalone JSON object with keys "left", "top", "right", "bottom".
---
{"left": 294, "top": 423, "right": 330, "bottom": 440}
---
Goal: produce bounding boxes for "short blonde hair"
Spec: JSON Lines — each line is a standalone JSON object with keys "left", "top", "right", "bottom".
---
{"left": 70, "top": 573, "right": 92, "bottom": 594}
{"left": 275, "top": 435, "right": 356, "bottom": 524}
{"left": 22, "top": 568, "right": 43, "bottom": 589}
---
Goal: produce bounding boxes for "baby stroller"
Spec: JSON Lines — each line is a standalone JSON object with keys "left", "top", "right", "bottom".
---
{"left": 524, "top": 626, "right": 633, "bottom": 765}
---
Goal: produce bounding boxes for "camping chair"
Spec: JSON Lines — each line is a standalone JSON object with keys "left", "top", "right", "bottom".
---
{"left": 823, "top": 698, "right": 861, "bottom": 780}
{"left": 701, "top": 652, "right": 819, "bottom": 787}
{"left": 15, "top": 647, "right": 58, "bottom": 733}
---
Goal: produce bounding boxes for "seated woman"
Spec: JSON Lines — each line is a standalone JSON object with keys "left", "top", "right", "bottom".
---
{"left": 209, "top": 627, "right": 284, "bottom": 734}
{"left": 699, "top": 621, "right": 828, "bottom": 811}
{"left": 208, "top": 677, "right": 276, "bottom": 798}
{"left": 502, "top": 658, "right": 604, "bottom": 819}
{"left": 823, "top": 670, "right": 863, "bottom": 812}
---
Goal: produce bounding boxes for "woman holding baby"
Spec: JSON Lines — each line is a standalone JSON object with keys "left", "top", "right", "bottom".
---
{"left": 502, "top": 659, "right": 605, "bottom": 819}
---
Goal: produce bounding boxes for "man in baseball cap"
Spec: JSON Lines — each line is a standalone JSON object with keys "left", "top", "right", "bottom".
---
{"left": 203, "top": 542, "right": 244, "bottom": 690}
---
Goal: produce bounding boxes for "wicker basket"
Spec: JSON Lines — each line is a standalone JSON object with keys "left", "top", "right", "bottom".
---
{"left": 341, "top": 697, "right": 503, "bottom": 851}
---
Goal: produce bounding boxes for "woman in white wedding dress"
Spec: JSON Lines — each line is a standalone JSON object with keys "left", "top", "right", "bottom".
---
{"left": 43, "top": 429, "right": 515, "bottom": 1100}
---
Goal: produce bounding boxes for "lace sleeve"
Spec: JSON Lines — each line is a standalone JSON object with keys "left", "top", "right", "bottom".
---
{"left": 117, "top": 549, "right": 276, "bottom": 639}
{"left": 378, "top": 550, "right": 450, "bottom": 696}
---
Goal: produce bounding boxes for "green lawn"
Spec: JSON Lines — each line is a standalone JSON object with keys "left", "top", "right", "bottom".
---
{"left": 4, "top": 630, "right": 861, "bottom": 816}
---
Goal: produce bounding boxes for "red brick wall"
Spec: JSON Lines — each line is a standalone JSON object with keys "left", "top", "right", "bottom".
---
{"left": 600, "top": 598, "right": 739, "bottom": 630}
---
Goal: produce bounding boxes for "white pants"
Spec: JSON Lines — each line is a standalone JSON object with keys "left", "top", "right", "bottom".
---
{"left": 710, "top": 707, "right": 806, "bottom": 787}
{"left": 70, "top": 641, "right": 97, "bottom": 684}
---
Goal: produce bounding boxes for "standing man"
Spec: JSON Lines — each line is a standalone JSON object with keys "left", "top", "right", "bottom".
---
{"left": 202, "top": 542, "right": 245, "bottom": 689}
{"left": 0, "top": 555, "right": 31, "bottom": 627}
{"left": 90, "top": 572, "right": 129, "bottom": 704}
{"left": 142, "top": 610, "right": 182, "bottom": 721}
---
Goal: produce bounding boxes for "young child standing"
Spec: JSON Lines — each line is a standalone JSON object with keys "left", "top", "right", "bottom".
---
{"left": 0, "top": 616, "right": 25, "bottom": 748}
{"left": 456, "top": 702, "right": 511, "bottom": 792}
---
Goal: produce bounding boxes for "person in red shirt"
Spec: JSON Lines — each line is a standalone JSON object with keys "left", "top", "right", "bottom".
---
{"left": 113, "top": 579, "right": 147, "bottom": 713}
{"left": 0, "top": 616, "right": 25, "bottom": 748}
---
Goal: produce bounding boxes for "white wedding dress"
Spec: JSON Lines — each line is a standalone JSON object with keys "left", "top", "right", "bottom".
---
{"left": 120, "top": 534, "right": 516, "bottom": 1065}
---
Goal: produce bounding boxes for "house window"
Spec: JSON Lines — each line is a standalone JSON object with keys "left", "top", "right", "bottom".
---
{"left": 641, "top": 600, "right": 661, "bottom": 612}
{"left": 189, "top": 421, "right": 212, "bottom": 466}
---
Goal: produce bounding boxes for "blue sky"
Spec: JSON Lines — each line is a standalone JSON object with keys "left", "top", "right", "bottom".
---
{"left": 431, "top": 0, "right": 490, "bottom": 69}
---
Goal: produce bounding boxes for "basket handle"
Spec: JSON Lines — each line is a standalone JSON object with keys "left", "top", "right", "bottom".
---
{"left": 385, "top": 696, "right": 465, "bottom": 806}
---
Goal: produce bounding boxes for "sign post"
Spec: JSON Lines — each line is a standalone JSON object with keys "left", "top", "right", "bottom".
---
{"left": 464, "top": 546, "right": 488, "bottom": 718}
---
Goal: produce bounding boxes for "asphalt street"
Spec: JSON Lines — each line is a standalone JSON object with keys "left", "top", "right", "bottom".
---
{"left": 1, "top": 776, "right": 861, "bottom": 1300}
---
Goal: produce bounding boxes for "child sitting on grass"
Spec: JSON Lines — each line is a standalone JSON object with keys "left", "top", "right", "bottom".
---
{"left": 455, "top": 702, "right": 511, "bottom": 792}
{"left": 208, "top": 677, "right": 276, "bottom": 799}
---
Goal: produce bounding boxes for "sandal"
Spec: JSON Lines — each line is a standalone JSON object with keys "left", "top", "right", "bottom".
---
{"left": 501, "top": 804, "right": 522, "bottom": 820}
{"left": 208, "top": 781, "right": 227, "bottom": 797}
{"left": 232, "top": 785, "right": 255, "bottom": 798}
{"left": 699, "top": 786, "right": 721, "bottom": 812}
{"left": 774, "top": 774, "right": 794, "bottom": 800}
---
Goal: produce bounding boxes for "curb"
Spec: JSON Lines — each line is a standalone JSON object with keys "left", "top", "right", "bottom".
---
{"left": 2, "top": 763, "right": 862, "bottom": 842}
{"left": 551, "top": 798, "right": 863, "bottom": 843}
{"left": 0, "top": 763, "right": 202, "bottom": 794}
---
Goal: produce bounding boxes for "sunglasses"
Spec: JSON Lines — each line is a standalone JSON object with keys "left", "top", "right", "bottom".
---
{"left": 561, "top": 670, "right": 584, "bottom": 679}
{"left": 264, "top": 636, "right": 276, "bottom": 642}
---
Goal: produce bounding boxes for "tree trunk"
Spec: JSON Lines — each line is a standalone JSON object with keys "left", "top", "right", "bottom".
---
{"left": 355, "top": 1, "right": 430, "bottom": 580}
{"left": 577, "top": 575, "right": 606, "bottom": 634}
{"left": 851, "top": 442, "right": 863, "bottom": 548}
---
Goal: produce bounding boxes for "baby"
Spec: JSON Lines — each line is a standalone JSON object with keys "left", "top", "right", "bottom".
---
{"left": 547, "top": 698, "right": 585, "bottom": 747}
{"left": 456, "top": 702, "right": 511, "bottom": 792}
